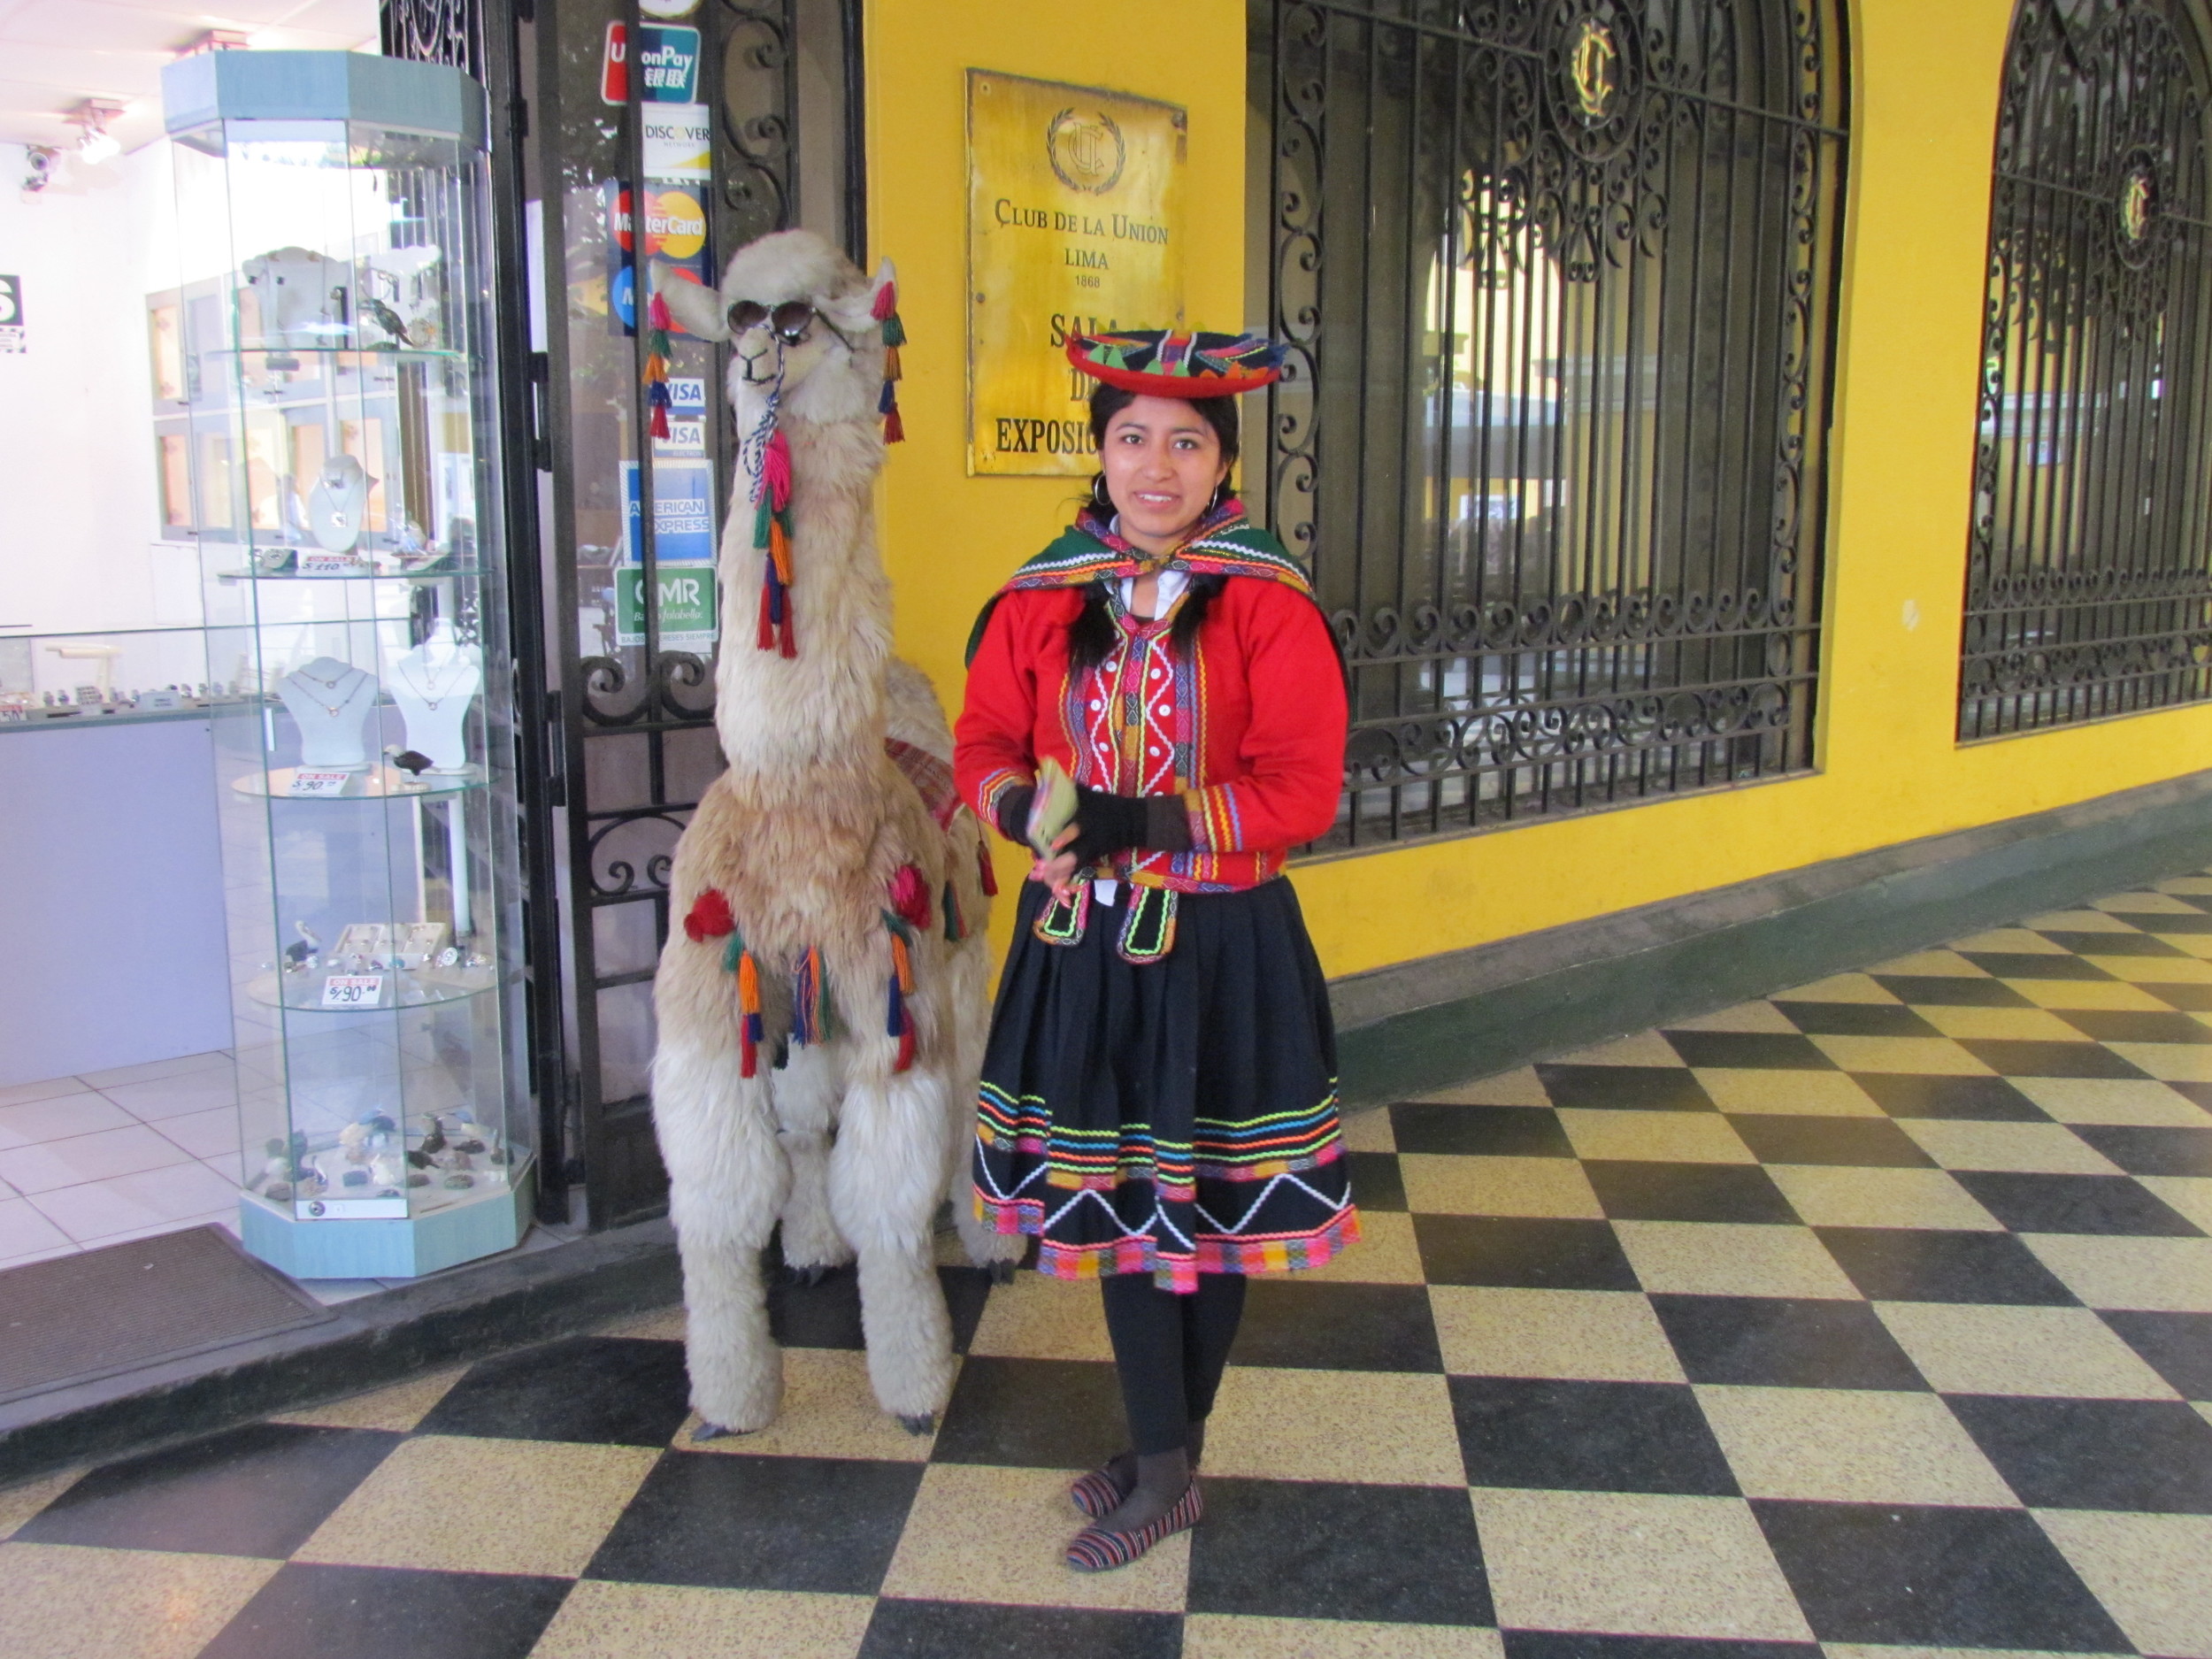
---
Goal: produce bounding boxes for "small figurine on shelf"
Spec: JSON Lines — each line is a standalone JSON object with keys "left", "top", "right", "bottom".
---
{"left": 283, "top": 920, "right": 320, "bottom": 972}
{"left": 360, "top": 296, "right": 413, "bottom": 349}
{"left": 385, "top": 746, "right": 434, "bottom": 780}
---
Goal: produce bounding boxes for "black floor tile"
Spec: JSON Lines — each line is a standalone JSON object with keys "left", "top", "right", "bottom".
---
{"left": 768, "top": 1261, "right": 865, "bottom": 1348}
{"left": 2072, "top": 1122, "right": 2212, "bottom": 1176}
{"left": 1869, "top": 975, "right": 2032, "bottom": 1007}
{"left": 1950, "top": 1170, "right": 2204, "bottom": 1235}
{"left": 1773, "top": 1002, "right": 1939, "bottom": 1038}
{"left": 1391, "top": 1102, "right": 1575, "bottom": 1157}
{"left": 1958, "top": 951, "right": 2116, "bottom": 981}
{"left": 1649, "top": 1295, "right": 1927, "bottom": 1389}
{"left": 1726, "top": 1115, "right": 1935, "bottom": 1168}
{"left": 1814, "top": 1226, "right": 2078, "bottom": 1304}
{"left": 1582, "top": 1162, "right": 1798, "bottom": 1225}
{"left": 1231, "top": 1280, "right": 1442, "bottom": 1371}
{"left": 1751, "top": 1501, "right": 2129, "bottom": 1649}
{"left": 2102, "top": 1310, "right": 2212, "bottom": 1399}
{"left": 583, "top": 1450, "right": 921, "bottom": 1593}
{"left": 1661, "top": 1031, "right": 1837, "bottom": 1071}
{"left": 1187, "top": 1477, "right": 1494, "bottom": 1624}
{"left": 197, "top": 1563, "right": 570, "bottom": 1659}
{"left": 2036, "top": 929, "right": 2185, "bottom": 956}
{"left": 1502, "top": 1639, "right": 1821, "bottom": 1659}
{"left": 858, "top": 1601, "right": 1181, "bottom": 1659}
{"left": 1533, "top": 1065, "right": 1715, "bottom": 1112}
{"left": 1947, "top": 1394, "right": 2212, "bottom": 1512}
{"left": 415, "top": 1336, "right": 692, "bottom": 1446}
{"left": 2151, "top": 986, "right": 2212, "bottom": 1013}
{"left": 2056, "top": 1008, "right": 2212, "bottom": 1045}
{"left": 1448, "top": 1376, "right": 1738, "bottom": 1494}
{"left": 933, "top": 1356, "right": 1127, "bottom": 1469}
{"left": 1344, "top": 1149, "right": 1408, "bottom": 1210}
{"left": 1955, "top": 1039, "right": 2152, "bottom": 1080}
{"left": 13, "top": 1423, "right": 399, "bottom": 1558}
{"left": 2139, "top": 909, "right": 2212, "bottom": 932}
{"left": 941, "top": 1264, "right": 994, "bottom": 1354}
{"left": 1414, "top": 1215, "right": 1641, "bottom": 1291}
{"left": 1853, "top": 1074, "right": 2049, "bottom": 1122}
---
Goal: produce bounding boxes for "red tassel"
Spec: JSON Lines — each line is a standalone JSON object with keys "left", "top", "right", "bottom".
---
{"left": 757, "top": 579, "right": 776, "bottom": 650}
{"left": 650, "top": 403, "right": 670, "bottom": 440}
{"left": 762, "top": 429, "right": 792, "bottom": 511}
{"left": 889, "top": 864, "right": 931, "bottom": 931}
{"left": 647, "top": 291, "right": 672, "bottom": 332}
{"left": 872, "top": 279, "right": 898, "bottom": 322}
{"left": 779, "top": 605, "right": 795, "bottom": 658}
{"left": 684, "top": 888, "right": 734, "bottom": 942}
{"left": 883, "top": 403, "right": 904, "bottom": 444}
{"left": 977, "top": 840, "right": 998, "bottom": 896}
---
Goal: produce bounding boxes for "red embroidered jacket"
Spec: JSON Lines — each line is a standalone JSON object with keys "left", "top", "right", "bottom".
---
{"left": 955, "top": 576, "right": 1348, "bottom": 893}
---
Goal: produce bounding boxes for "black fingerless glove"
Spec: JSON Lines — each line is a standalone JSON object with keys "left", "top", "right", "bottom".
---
{"left": 1064, "top": 786, "right": 1194, "bottom": 867}
{"left": 993, "top": 785, "right": 1034, "bottom": 844}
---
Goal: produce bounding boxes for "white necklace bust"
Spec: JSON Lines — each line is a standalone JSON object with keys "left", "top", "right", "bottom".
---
{"left": 306, "top": 456, "right": 374, "bottom": 554}
{"left": 276, "top": 656, "right": 380, "bottom": 771}
{"left": 387, "top": 622, "right": 481, "bottom": 772}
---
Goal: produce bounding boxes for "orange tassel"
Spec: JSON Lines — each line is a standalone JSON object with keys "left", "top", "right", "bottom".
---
{"left": 768, "top": 513, "right": 793, "bottom": 584}
{"left": 882, "top": 343, "right": 902, "bottom": 383}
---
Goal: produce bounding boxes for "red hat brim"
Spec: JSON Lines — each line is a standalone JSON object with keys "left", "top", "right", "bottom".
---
{"left": 1065, "top": 336, "right": 1280, "bottom": 398}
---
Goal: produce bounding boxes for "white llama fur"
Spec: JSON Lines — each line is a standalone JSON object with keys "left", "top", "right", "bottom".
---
{"left": 650, "top": 230, "right": 1018, "bottom": 1434}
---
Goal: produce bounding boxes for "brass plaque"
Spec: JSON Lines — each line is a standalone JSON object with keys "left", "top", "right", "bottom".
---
{"left": 966, "top": 70, "right": 1187, "bottom": 476}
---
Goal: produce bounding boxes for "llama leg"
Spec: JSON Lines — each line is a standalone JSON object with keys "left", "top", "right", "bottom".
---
{"left": 772, "top": 1041, "right": 853, "bottom": 1283}
{"left": 942, "top": 935, "right": 1024, "bottom": 1278}
{"left": 652, "top": 1034, "right": 789, "bottom": 1436}
{"left": 828, "top": 1062, "right": 957, "bottom": 1431}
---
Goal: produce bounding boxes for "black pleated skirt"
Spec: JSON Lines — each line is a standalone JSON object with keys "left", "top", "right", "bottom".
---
{"left": 972, "top": 877, "right": 1359, "bottom": 1292}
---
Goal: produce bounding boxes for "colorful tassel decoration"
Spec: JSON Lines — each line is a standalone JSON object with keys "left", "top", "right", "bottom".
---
{"left": 942, "top": 879, "right": 964, "bottom": 942}
{"left": 872, "top": 267, "right": 907, "bottom": 443}
{"left": 792, "top": 947, "right": 830, "bottom": 1048}
{"left": 643, "top": 291, "right": 673, "bottom": 441}
{"left": 977, "top": 840, "right": 999, "bottom": 896}
{"left": 885, "top": 922, "right": 918, "bottom": 1073}
{"left": 684, "top": 887, "right": 734, "bottom": 943}
{"left": 736, "top": 943, "right": 764, "bottom": 1079}
{"left": 889, "top": 863, "right": 932, "bottom": 932}
{"left": 752, "top": 426, "right": 796, "bottom": 657}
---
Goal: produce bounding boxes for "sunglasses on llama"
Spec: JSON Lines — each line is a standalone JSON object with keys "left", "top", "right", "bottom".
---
{"left": 726, "top": 298, "right": 854, "bottom": 348}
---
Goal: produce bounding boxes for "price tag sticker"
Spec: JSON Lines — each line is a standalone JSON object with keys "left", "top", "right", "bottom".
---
{"left": 288, "top": 770, "right": 351, "bottom": 797}
{"left": 298, "top": 551, "right": 360, "bottom": 577}
{"left": 321, "top": 974, "right": 385, "bottom": 1009}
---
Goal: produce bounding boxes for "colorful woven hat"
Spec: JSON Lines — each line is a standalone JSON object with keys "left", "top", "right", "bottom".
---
{"left": 1066, "top": 329, "right": 1286, "bottom": 396}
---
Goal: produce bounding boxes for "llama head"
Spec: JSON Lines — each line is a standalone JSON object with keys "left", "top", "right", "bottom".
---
{"left": 656, "top": 229, "right": 891, "bottom": 431}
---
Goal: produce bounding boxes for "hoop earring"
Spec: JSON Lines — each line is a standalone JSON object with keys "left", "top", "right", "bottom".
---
{"left": 1090, "top": 474, "right": 1113, "bottom": 513}
{"left": 1209, "top": 479, "right": 1232, "bottom": 513}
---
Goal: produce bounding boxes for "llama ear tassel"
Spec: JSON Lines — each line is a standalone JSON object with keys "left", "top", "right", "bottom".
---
{"left": 872, "top": 257, "right": 906, "bottom": 443}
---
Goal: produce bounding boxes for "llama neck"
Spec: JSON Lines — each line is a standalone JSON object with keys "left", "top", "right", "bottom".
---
{"left": 711, "top": 411, "right": 891, "bottom": 794}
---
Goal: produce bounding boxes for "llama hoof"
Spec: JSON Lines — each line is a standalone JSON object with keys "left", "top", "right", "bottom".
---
{"left": 783, "top": 1263, "right": 832, "bottom": 1287}
{"left": 989, "top": 1260, "right": 1018, "bottom": 1286}
{"left": 897, "top": 1412, "right": 937, "bottom": 1437}
{"left": 691, "top": 1420, "right": 744, "bottom": 1443}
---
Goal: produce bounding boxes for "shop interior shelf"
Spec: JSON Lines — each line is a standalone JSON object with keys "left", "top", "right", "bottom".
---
{"left": 231, "top": 764, "right": 487, "bottom": 801}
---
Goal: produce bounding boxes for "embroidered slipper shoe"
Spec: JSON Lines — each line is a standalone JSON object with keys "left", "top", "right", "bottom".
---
{"left": 1069, "top": 1464, "right": 1125, "bottom": 1519}
{"left": 1064, "top": 1482, "right": 1203, "bottom": 1572}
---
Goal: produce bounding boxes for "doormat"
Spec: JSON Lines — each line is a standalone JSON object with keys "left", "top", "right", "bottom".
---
{"left": 0, "top": 1225, "right": 332, "bottom": 1405}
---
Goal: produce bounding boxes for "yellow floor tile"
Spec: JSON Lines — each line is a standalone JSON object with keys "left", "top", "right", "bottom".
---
{"left": 1413, "top": 1067, "right": 1550, "bottom": 1107}
{"left": 0, "top": 1472, "right": 78, "bottom": 1541}
{"left": 2022, "top": 910, "right": 2140, "bottom": 933}
{"left": 1428, "top": 1286, "right": 1685, "bottom": 1383}
{"left": 2022, "top": 1235, "right": 2212, "bottom": 1312}
{"left": 1914, "top": 1005, "right": 2092, "bottom": 1041}
{"left": 0, "top": 1543, "right": 279, "bottom": 1659}
{"left": 1471, "top": 1488, "right": 1812, "bottom": 1641}
{"left": 530, "top": 1582, "right": 872, "bottom": 1659}
{"left": 1204, "top": 1368, "right": 1463, "bottom": 1486}
{"left": 877, "top": 1463, "right": 1187, "bottom": 1611}
{"left": 2160, "top": 933, "right": 2212, "bottom": 960}
{"left": 1612, "top": 1221, "right": 1861, "bottom": 1299}
{"left": 1874, "top": 1302, "right": 2180, "bottom": 1398}
{"left": 273, "top": 1366, "right": 469, "bottom": 1432}
{"left": 1340, "top": 1107, "right": 1395, "bottom": 1152}
{"left": 2095, "top": 892, "right": 2206, "bottom": 916}
{"left": 1866, "top": 950, "right": 1993, "bottom": 978}
{"left": 1297, "top": 1210, "right": 1427, "bottom": 1285}
{"left": 1180, "top": 1614, "right": 1504, "bottom": 1658}
{"left": 1556, "top": 1110, "right": 1756, "bottom": 1164}
{"left": 597, "top": 1304, "right": 687, "bottom": 1341}
{"left": 2087, "top": 955, "right": 2212, "bottom": 985}
{"left": 1694, "top": 1386, "right": 2017, "bottom": 1506}
{"left": 1763, "top": 1164, "right": 2001, "bottom": 1230}
{"left": 2034, "top": 1509, "right": 2212, "bottom": 1659}
{"left": 1776, "top": 972, "right": 1901, "bottom": 1003}
{"left": 2107, "top": 1042, "right": 2212, "bottom": 1081}
{"left": 2012, "top": 1078, "right": 2212, "bottom": 1125}
{"left": 1824, "top": 1649, "right": 2116, "bottom": 1659}
{"left": 2161, "top": 877, "right": 2212, "bottom": 895}
{"left": 2139, "top": 1176, "right": 2212, "bottom": 1234}
{"left": 1694, "top": 1069, "right": 1886, "bottom": 1117}
{"left": 2006, "top": 978, "right": 2178, "bottom": 1011}
{"left": 1895, "top": 1118, "right": 2124, "bottom": 1175}
{"left": 1806, "top": 1035, "right": 1994, "bottom": 1076}
{"left": 295, "top": 1435, "right": 659, "bottom": 1578}
{"left": 967, "top": 1271, "right": 1113, "bottom": 1362}
{"left": 1950, "top": 928, "right": 2071, "bottom": 955}
{"left": 1549, "top": 1032, "right": 1688, "bottom": 1068}
{"left": 1659, "top": 1002, "right": 1803, "bottom": 1034}
{"left": 1397, "top": 1154, "right": 1603, "bottom": 1218}
{"left": 678, "top": 1349, "right": 940, "bottom": 1460}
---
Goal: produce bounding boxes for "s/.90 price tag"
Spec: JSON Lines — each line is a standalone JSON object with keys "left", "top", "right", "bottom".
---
{"left": 289, "top": 770, "right": 351, "bottom": 797}
{"left": 321, "top": 974, "right": 384, "bottom": 1009}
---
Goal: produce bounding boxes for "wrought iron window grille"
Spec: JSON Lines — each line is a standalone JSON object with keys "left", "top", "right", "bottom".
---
{"left": 1256, "top": 0, "right": 1847, "bottom": 850}
{"left": 1960, "top": 0, "right": 2212, "bottom": 740}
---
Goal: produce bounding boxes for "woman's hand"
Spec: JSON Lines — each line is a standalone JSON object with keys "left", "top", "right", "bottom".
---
{"left": 1029, "top": 825, "right": 1081, "bottom": 902}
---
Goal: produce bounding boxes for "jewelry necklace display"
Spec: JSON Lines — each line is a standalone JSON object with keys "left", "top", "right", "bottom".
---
{"left": 306, "top": 455, "right": 373, "bottom": 553}
{"left": 276, "top": 655, "right": 381, "bottom": 770}
{"left": 385, "top": 624, "right": 481, "bottom": 772}
{"left": 288, "top": 661, "right": 365, "bottom": 716}
{"left": 396, "top": 651, "right": 465, "bottom": 710}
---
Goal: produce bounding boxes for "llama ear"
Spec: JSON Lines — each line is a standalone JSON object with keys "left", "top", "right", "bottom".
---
{"left": 653, "top": 264, "right": 727, "bottom": 341}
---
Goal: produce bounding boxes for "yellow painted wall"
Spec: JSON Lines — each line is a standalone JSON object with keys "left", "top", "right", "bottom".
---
{"left": 868, "top": 0, "right": 2212, "bottom": 984}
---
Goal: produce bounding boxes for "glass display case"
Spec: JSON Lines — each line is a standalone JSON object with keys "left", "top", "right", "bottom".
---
{"left": 163, "top": 50, "right": 533, "bottom": 1278}
{"left": 0, "top": 626, "right": 220, "bottom": 726}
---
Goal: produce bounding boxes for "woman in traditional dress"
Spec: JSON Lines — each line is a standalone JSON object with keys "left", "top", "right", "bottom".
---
{"left": 954, "top": 329, "right": 1357, "bottom": 1571}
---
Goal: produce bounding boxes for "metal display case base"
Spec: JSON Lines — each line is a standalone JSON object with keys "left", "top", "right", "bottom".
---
{"left": 238, "top": 1161, "right": 534, "bottom": 1279}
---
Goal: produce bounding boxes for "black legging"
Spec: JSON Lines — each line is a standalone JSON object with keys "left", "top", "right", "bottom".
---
{"left": 1099, "top": 1271, "right": 1249, "bottom": 1455}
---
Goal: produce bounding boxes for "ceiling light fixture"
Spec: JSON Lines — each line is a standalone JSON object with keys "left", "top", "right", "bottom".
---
{"left": 68, "top": 99, "right": 127, "bottom": 165}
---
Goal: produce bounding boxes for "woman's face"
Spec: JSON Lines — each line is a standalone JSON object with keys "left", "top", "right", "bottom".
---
{"left": 1099, "top": 396, "right": 1231, "bottom": 549}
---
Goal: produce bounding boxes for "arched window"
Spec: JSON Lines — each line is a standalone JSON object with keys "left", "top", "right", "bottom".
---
{"left": 1254, "top": 0, "right": 1847, "bottom": 848}
{"left": 1962, "top": 0, "right": 2212, "bottom": 738}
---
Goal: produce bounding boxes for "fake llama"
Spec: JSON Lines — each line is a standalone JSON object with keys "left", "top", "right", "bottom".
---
{"left": 650, "top": 230, "right": 1014, "bottom": 1436}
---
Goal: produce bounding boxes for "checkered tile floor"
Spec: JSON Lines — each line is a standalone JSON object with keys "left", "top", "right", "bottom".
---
{"left": 7, "top": 882, "right": 2212, "bottom": 1658}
